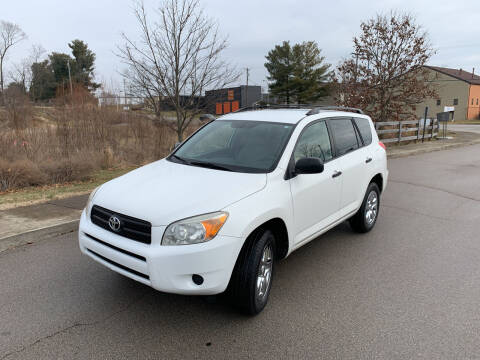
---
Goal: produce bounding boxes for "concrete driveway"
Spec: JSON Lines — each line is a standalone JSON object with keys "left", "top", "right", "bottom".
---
{"left": 1, "top": 144, "right": 480, "bottom": 359}
{"left": 449, "top": 124, "right": 480, "bottom": 134}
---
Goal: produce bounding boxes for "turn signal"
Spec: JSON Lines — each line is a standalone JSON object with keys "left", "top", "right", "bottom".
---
{"left": 201, "top": 213, "right": 229, "bottom": 240}
{"left": 379, "top": 141, "right": 386, "bottom": 150}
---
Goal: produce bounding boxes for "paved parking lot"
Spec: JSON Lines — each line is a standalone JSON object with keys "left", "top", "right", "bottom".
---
{"left": 1, "top": 144, "right": 480, "bottom": 359}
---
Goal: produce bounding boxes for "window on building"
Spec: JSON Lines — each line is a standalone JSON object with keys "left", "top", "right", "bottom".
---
{"left": 453, "top": 98, "right": 459, "bottom": 105}
{"left": 477, "top": 98, "right": 479, "bottom": 106}
{"left": 436, "top": 99, "right": 441, "bottom": 106}
{"left": 472, "top": 98, "right": 474, "bottom": 105}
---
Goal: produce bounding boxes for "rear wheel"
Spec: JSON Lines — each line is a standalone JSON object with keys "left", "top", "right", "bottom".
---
{"left": 228, "top": 229, "right": 276, "bottom": 315}
{"left": 349, "top": 182, "right": 380, "bottom": 233}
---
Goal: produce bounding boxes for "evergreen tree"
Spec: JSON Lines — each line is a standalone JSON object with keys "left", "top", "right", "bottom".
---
{"left": 264, "top": 41, "right": 295, "bottom": 104}
{"left": 265, "top": 41, "right": 331, "bottom": 104}
{"left": 29, "top": 39, "right": 100, "bottom": 101}
{"left": 30, "top": 60, "right": 56, "bottom": 101}
{"left": 68, "top": 39, "right": 100, "bottom": 91}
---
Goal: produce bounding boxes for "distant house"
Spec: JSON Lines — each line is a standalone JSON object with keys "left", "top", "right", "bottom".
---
{"left": 416, "top": 66, "right": 480, "bottom": 121}
{"left": 204, "top": 86, "right": 261, "bottom": 115}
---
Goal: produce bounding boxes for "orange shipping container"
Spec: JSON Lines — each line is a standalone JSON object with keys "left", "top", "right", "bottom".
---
{"left": 223, "top": 102, "right": 231, "bottom": 114}
{"left": 216, "top": 103, "right": 223, "bottom": 115}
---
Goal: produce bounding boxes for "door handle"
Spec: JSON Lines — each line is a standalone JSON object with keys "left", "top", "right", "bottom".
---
{"left": 332, "top": 170, "right": 342, "bottom": 178}
{"left": 365, "top": 157, "right": 372, "bottom": 163}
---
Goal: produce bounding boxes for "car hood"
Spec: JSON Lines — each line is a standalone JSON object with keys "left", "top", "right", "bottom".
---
{"left": 92, "top": 159, "right": 267, "bottom": 226}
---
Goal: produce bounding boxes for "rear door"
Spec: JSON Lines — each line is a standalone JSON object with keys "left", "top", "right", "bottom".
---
{"left": 289, "top": 120, "right": 343, "bottom": 243}
{"left": 327, "top": 118, "right": 367, "bottom": 214}
{"left": 352, "top": 117, "right": 377, "bottom": 199}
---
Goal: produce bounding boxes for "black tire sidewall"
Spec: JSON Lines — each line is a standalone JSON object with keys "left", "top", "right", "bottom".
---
{"left": 361, "top": 183, "right": 380, "bottom": 231}
{"left": 251, "top": 231, "right": 276, "bottom": 313}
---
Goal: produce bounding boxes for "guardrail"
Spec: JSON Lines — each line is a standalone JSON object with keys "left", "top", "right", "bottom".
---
{"left": 375, "top": 119, "right": 439, "bottom": 144}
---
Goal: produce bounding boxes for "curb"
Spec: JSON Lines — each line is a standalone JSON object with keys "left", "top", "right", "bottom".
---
{"left": 0, "top": 219, "right": 80, "bottom": 253}
{"left": 387, "top": 138, "right": 480, "bottom": 159}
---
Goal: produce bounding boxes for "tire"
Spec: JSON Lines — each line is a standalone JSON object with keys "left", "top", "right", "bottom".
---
{"left": 349, "top": 182, "right": 380, "bottom": 233}
{"left": 228, "top": 228, "right": 276, "bottom": 315}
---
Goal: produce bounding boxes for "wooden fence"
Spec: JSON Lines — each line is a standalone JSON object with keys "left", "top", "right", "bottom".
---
{"left": 375, "top": 119, "right": 439, "bottom": 144}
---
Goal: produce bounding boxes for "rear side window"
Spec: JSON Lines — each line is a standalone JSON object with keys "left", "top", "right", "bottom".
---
{"left": 294, "top": 121, "right": 333, "bottom": 163}
{"left": 328, "top": 119, "right": 359, "bottom": 156}
{"left": 354, "top": 118, "right": 372, "bottom": 145}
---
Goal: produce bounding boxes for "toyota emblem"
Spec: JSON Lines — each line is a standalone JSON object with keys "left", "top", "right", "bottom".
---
{"left": 108, "top": 215, "right": 121, "bottom": 232}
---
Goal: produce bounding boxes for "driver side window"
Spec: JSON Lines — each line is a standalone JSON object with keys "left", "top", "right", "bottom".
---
{"left": 294, "top": 121, "right": 333, "bottom": 163}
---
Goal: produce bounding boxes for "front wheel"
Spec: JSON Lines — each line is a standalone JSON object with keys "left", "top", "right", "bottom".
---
{"left": 228, "top": 229, "right": 276, "bottom": 315}
{"left": 349, "top": 182, "right": 380, "bottom": 233}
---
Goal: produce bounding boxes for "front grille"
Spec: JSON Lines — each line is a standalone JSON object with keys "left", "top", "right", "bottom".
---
{"left": 91, "top": 205, "right": 151, "bottom": 244}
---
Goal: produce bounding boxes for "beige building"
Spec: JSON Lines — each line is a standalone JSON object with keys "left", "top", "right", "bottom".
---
{"left": 416, "top": 66, "right": 480, "bottom": 121}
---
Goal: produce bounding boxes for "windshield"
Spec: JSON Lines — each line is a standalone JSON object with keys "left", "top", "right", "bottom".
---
{"left": 170, "top": 120, "right": 295, "bottom": 173}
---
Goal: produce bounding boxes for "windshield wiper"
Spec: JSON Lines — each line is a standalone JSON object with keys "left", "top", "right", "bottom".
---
{"left": 188, "top": 160, "right": 234, "bottom": 172}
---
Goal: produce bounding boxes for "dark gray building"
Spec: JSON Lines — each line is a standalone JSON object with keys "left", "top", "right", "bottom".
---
{"left": 204, "top": 85, "right": 261, "bottom": 115}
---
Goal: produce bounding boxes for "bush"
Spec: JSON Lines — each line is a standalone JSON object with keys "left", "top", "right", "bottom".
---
{"left": 40, "top": 155, "right": 95, "bottom": 184}
{"left": 0, "top": 159, "right": 46, "bottom": 191}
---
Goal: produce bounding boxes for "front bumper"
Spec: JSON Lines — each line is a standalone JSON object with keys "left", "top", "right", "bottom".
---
{"left": 78, "top": 210, "right": 243, "bottom": 295}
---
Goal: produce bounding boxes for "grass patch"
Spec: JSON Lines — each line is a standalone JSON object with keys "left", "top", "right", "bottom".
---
{"left": 0, "top": 166, "right": 137, "bottom": 210}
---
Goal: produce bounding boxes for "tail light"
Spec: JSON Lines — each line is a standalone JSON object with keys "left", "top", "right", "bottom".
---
{"left": 379, "top": 141, "right": 386, "bottom": 150}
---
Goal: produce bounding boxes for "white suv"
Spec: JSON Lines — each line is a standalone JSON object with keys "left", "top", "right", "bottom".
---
{"left": 79, "top": 106, "right": 388, "bottom": 315}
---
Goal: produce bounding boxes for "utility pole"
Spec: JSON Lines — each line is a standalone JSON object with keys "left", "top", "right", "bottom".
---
{"left": 245, "top": 67, "right": 250, "bottom": 106}
{"left": 67, "top": 60, "right": 73, "bottom": 97}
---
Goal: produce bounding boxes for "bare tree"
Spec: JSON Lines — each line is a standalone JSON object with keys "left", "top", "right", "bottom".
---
{"left": 335, "top": 12, "right": 436, "bottom": 122}
{"left": 9, "top": 44, "right": 45, "bottom": 94}
{"left": 0, "top": 21, "right": 26, "bottom": 103}
{"left": 117, "top": 0, "right": 239, "bottom": 141}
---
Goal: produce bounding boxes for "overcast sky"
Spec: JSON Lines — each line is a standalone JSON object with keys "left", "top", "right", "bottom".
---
{"left": 2, "top": 0, "right": 480, "bottom": 93}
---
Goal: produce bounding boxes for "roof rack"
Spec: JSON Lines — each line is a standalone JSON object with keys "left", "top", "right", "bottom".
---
{"left": 235, "top": 102, "right": 364, "bottom": 115}
{"left": 306, "top": 106, "right": 364, "bottom": 115}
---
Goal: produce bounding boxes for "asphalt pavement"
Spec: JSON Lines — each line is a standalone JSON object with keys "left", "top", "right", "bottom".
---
{"left": 1, "top": 144, "right": 480, "bottom": 359}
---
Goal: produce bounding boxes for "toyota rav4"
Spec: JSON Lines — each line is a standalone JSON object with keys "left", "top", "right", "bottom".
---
{"left": 79, "top": 105, "right": 388, "bottom": 315}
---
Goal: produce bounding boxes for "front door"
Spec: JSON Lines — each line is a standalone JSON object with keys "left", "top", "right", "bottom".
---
{"left": 289, "top": 120, "right": 342, "bottom": 244}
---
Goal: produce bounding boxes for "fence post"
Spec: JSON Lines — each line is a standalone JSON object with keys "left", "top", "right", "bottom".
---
{"left": 417, "top": 118, "right": 421, "bottom": 142}
{"left": 398, "top": 121, "right": 402, "bottom": 143}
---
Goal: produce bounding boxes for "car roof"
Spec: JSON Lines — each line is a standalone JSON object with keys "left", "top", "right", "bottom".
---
{"left": 218, "top": 109, "right": 310, "bottom": 124}
{"left": 217, "top": 109, "right": 370, "bottom": 124}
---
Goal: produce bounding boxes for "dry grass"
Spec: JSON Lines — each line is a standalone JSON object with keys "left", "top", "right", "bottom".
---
{"left": 0, "top": 103, "right": 199, "bottom": 192}
{"left": 0, "top": 167, "right": 135, "bottom": 210}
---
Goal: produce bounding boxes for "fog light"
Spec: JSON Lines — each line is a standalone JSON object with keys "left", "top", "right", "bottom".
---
{"left": 192, "top": 274, "right": 204, "bottom": 285}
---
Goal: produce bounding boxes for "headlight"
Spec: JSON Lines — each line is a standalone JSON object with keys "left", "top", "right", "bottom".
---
{"left": 162, "top": 212, "right": 228, "bottom": 246}
{"left": 86, "top": 186, "right": 100, "bottom": 217}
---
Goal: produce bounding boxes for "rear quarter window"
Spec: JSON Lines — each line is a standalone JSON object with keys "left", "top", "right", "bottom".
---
{"left": 354, "top": 118, "right": 373, "bottom": 145}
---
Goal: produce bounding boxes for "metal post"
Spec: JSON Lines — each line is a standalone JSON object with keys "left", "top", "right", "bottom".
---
{"left": 422, "top": 106, "right": 428, "bottom": 143}
{"left": 245, "top": 68, "right": 249, "bottom": 106}
{"left": 417, "top": 118, "right": 421, "bottom": 141}
{"left": 398, "top": 121, "right": 402, "bottom": 143}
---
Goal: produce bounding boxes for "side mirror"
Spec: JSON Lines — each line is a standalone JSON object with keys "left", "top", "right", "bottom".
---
{"left": 295, "top": 157, "right": 324, "bottom": 175}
